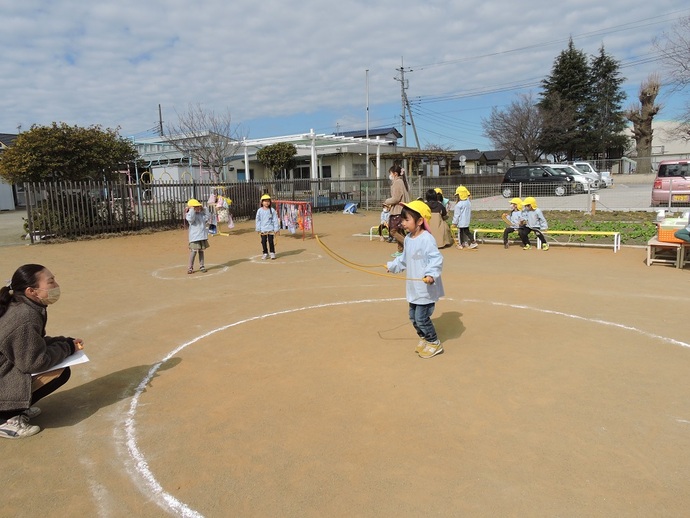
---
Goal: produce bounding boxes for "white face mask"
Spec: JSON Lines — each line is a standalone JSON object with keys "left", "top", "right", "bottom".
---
{"left": 389, "top": 174, "right": 395, "bottom": 182}
{"left": 38, "top": 286, "right": 61, "bottom": 305}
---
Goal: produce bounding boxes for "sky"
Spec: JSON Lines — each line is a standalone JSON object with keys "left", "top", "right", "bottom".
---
{"left": 2, "top": 1, "right": 689, "bottom": 152}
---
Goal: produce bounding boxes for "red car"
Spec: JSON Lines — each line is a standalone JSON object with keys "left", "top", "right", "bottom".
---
{"left": 651, "top": 160, "right": 690, "bottom": 207}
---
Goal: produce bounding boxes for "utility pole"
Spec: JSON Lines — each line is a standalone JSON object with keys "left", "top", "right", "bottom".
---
{"left": 394, "top": 58, "right": 420, "bottom": 151}
{"left": 395, "top": 59, "right": 409, "bottom": 147}
{"left": 158, "top": 104, "right": 164, "bottom": 136}
{"left": 365, "top": 69, "right": 370, "bottom": 178}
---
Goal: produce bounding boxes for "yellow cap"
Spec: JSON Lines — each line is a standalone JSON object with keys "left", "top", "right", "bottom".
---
{"left": 523, "top": 196, "right": 538, "bottom": 209}
{"left": 510, "top": 197, "right": 523, "bottom": 210}
{"left": 402, "top": 200, "right": 431, "bottom": 222}
{"left": 260, "top": 194, "right": 271, "bottom": 201}
{"left": 455, "top": 185, "right": 471, "bottom": 200}
{"left": 187, "top": 198, "right": 202, "bottom": 207}
{"left": 434, "top": 187, "right": 443, "bottom": 195}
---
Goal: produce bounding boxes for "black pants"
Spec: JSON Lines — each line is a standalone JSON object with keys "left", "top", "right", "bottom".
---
{"left": 261, "top": 233, "right": 275, "bottom": 254}
{"left": 0, "top": 367, "right": 71, "bottom": 420}
{"left": 518, "top": 226, "right": 547, "bottom": 246}
{"left": 503, "top": 228, "right": 517, "bottom": 244}
{"left": 458, "top": 227, "right": 473, "bottom": 245}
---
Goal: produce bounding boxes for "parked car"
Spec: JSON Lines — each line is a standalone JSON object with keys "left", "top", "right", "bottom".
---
{"left": 548, "top": 163, "right": 596, "bottom": 193}
{"left": 549, "top": 164, "right": 599, "bottom": 191}
{"left": 572, "top": 161, "right": 612, "bottom": 188}
{"left": 651, "top": 159, "right": 690, "bottom": 207}
{"left": 500, "top": 165, "right": 573, "bottom": 198}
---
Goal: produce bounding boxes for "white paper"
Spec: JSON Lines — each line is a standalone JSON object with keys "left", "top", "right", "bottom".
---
{"left": 32, "top": 350, "right": 90, "bottom": 376}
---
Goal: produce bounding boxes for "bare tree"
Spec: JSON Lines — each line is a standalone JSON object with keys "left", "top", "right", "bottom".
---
{"left": 482, "top": 92, "right": 543, "bottom": 163}
{"left": 654, "top": 15, "right": 690, "bottom": 89}
{"left": 625, "top": 74, "right": 662, "bottom": 174}
{"left": 654, "top": 15, "right": 690, "bottom": 140}
{"left": 166, "top": 103, "right": 247, "bottom": 182}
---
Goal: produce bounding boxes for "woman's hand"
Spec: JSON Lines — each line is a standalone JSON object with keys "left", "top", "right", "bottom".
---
{"left": 423, "top": 276, "right": 435, "bottom": 285}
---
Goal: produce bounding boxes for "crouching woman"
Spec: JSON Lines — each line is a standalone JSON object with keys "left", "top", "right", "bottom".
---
{"left": 0, "top": 264, "right": 83, "bottom": 439}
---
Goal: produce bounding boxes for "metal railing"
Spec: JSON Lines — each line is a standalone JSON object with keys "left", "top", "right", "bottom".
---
{"left": 22, "top": 175, "right": 659, "bottom": 241}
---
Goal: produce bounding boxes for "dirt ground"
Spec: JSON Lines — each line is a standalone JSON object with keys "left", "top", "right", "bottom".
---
{"left": 1, "top": 210, "right": 689, "bottom": 517}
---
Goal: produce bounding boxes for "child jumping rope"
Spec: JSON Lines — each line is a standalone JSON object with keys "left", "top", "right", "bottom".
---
{"left": 386, "top": 200, "right": 445, "bottom": 359}
{"left": 255, "top": 194, "right": 280, "bottom": 260}
{"left": 185, "top": 198, "right": 210, "bottom": 274}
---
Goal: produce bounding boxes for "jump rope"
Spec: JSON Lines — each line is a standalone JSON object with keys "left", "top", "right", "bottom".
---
{"left": 315, "top": 235, "right": 429, "bottom": 282}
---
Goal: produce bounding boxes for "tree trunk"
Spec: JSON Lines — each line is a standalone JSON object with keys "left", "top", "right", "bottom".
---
{"left": 626, "top": 76, "right": 661, "bottom": 174}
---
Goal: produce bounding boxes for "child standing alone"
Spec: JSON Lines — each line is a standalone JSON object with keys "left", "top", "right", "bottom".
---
{"left": 255, "top": 194, "right": 280, "bottom": 260}
{"left": 386, "top": 200, "right": 445, "bottom": 359}
{"left": 185, "top": 198, "right": 210, "bottom": 274}
{"left": 452, "top": 185, "right": 478, "bottom": 249}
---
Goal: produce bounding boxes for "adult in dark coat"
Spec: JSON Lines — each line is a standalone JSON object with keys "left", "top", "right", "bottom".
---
{"left": 0, "top": 264, "right": 83, "bottom": 439}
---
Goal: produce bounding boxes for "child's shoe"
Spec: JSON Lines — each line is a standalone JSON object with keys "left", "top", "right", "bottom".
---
{"left": 504, "top": 242, "right": 510, "bottom": 249}
{"left": 542, "top": 243, "right": 550, "bottom": 251}
{"left": 468, "top": 242, "right": 478, "bottom": 249}
{"left": 522, "top": 244, "right": 531, "bottom": 250}
{"left": 187, "top": 268, "right": 194, "bottom": 274}
{"left": 199, "top": 266, "right": 207, "bottom": 272}
{"left": 415, "top": 339, "right": 427, "bottom": 354}
{"left": 270, "top": 253, "right": 276, "bottom": 260}
{"left": 419, "top": 340, "right": 443, "bottom": 359}
{"left": 0, "top": 415, "right": 40, "bottom": 439}
{"left": 262, "top": 253, "right": 268, "bottom": 260}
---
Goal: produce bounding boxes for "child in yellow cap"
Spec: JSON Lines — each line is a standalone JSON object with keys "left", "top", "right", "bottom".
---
{"left": 255, "top": 194, "right": 280, "bottom": 259}
{"left": 502, "top": 197, "right": 525, "bottom": 249}
{"left": 518, "top": 197, "right": 549, "bottom": 250}
{"left": 185, "top": 198, "right": 210, "bottom": 273}
{"left": 452, "top": 185, "right": 478, "bottom": 249}
{"left": 386, "top": 200, "right": 445, "bottom": 359}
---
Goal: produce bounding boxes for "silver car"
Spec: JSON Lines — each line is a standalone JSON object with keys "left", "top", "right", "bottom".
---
{"left": 548, "top": 164, "right": 597, "bottom": 192}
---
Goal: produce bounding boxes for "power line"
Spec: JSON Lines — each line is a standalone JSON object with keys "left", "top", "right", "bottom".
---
{"left": 409, "top": 9, "right": 690, "bottom": 71}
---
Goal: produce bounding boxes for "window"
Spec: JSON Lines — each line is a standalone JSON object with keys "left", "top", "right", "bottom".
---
{"left": 352, "top": 164, "right": 367, "bottom": 177}
{"left": 237, "top": 169, "right": 254, "bottom": 181}
{"left": 293, "top": 166, "right": 310, "bottom": 180}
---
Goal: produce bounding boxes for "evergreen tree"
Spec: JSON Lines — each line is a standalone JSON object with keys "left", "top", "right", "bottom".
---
{"left": 587, "top": 45, "right": 629, "bottom": 157}
{"left": 256, "top": 143, "right": 298, "bottom": 180}
{"left": 539, "top": 38, "right": 591, "bottom": 160}
{"left": 538, "top": 39, "right": 628, "bottom": 161}
{"left": 0, "top": 123, "right": 138, "bottom": 183}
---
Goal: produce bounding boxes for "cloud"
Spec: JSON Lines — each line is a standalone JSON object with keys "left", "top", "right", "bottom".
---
{"left": 1, "top": 1, "right": 688, "bottom": 148}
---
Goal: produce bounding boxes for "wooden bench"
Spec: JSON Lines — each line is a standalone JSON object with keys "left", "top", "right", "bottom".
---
{"left": 646, "top": 237, "right": 690, "bottom": 268}
{"left": 472, "top": 228, "right": 621, "bottom": 252}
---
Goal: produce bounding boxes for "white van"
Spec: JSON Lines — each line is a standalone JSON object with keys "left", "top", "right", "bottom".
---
{"left": 572, "top": 162, "right": 613, "bottom": 188}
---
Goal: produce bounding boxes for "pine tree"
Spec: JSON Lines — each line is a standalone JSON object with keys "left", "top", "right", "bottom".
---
{"left": 587, "top": 45, "right": 629, "bottom": 158}
{"left": 539, "top": 38, "right": 591, "bottom": 160}
{"left": 538, "top": 39, "right": 627, "bottom": 161}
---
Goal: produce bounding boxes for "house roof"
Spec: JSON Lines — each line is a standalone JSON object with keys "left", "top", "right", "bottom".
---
{"left": 453, "top": 149, "right": 482, "bottom": 161}
{"left": 482, "top": 149, "right": 513, "bottom": 161}
{"left": 0, "top": 133, "right": 18, "bottom": 149}
{"left": 336, "top": 127, "right": 402, "bottom": 140}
